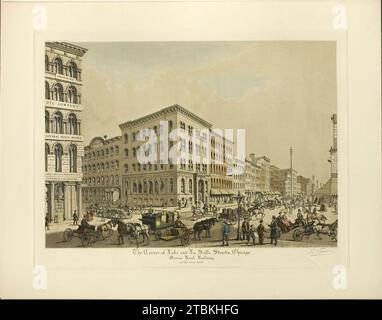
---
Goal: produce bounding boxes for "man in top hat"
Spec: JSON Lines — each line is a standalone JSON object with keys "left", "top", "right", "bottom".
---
{"left": 241, "top": 218, "right": 250, "bottom": 241}
{"left": 257, "top": 219, "right": 265, "bottom": 245}
{"left": 269, "top": 215, "right": 278, "bottom": 246}
{"left": 174, "top": 212, "right": 185, "bottom": 228}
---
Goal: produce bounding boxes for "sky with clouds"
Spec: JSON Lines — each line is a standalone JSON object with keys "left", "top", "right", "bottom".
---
{"left": 76, "top": 41, "right": 337, "bottom": 184}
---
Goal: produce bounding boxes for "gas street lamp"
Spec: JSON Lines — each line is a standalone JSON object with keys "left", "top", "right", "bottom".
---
{"left": 234, "top": 191, "right": 245, "bottom": 240}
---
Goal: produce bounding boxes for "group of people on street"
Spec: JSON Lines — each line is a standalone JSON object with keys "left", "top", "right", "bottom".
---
{"left": 222, "top": 219, "right": 268, "bottom": 246}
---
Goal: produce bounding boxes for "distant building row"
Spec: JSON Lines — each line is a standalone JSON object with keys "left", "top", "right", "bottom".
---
{"left": 81, "top": 104, "right": 312, "bottom": 208}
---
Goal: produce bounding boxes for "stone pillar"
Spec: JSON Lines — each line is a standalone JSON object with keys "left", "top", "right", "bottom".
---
{"left": 63, "top": 183, "right": 68, "bottom": 221}
{"left": 77, "top": 183, "right": 82, "bottom": 216}
{"left": 49, "top": 182, "right": 55, "bottom": 222}
{"left": 71, "top": 185, "right": 77, "bottom": 218}
{"left": 77, "top": 122, "right": 81, "bottom": 135}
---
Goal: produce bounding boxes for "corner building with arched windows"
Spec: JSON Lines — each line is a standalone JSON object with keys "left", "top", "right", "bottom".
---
{"left": 45, "top": 42, "right": 88, "bottom": 222}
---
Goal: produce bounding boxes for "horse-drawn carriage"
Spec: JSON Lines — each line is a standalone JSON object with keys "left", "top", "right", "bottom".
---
{"left": 141, "top": 211, "right": 193, "bottom": 246}
{"left": 63, "top": 225, "right": 102, "bottom": 247}
{"left": 274, "top": 215, "right": 317, "bottom": 241}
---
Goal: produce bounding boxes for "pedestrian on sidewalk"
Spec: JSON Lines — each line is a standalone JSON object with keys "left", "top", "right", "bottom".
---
{"left": 247, "top": 225, "right": 257, "bottom": 245}
{"left": 257, "top": 219, "right": 265, "bottom": 245}
{"left": 269, "top": 215, "right": 278, "bottom": 246}
{"left": 72, "top": 210, "right": 79, "bottom": 225}
{"left": 241, "top": 218, "right": 250, "bottom": 241}
{"left": 222, "top": 221, "right": 231, "bottom": 246}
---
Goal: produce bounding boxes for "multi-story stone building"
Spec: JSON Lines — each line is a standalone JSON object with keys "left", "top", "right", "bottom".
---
{"left": 232, "top": 157, "right": 246, "bottom": 194}
{"left": 209, "top": 130, "right": 234, "bottom": 202}
{"left": 270, "top": 165, "right": 283, "bottom": 194}
{"left": 254, "top": 156, "right": 271, "bottom": 193}
{"left": 119, "top": 104, "right": 212, "bottom": 207}
{"left": 297, "top": 175, "right": 312, "bottom": 196}
{"left": 243, "top": 154, "right": 256, "bottom": 201}
{"left": 45, "top": 42, "right": 87, "bottom": 222}
{"left": 278, "top": 168, "right": 300, "bottom": 197}
{"left": 82, "top": 136, "right": 122, "bottom": 207}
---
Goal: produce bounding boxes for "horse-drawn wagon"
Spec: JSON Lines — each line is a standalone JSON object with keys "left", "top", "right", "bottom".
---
{"left": 141, "top": 211, "right": 193, "bottom": 246}
{"left": 63, "top": 225, "right": 102, "bottom": 247}
{"left": 274, "top": 215, "right": 317, "bottom": 241}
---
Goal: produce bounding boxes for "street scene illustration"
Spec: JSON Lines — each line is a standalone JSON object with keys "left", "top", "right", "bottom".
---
{"left": 44, "top": 42, "right": 338, "bottom": 248}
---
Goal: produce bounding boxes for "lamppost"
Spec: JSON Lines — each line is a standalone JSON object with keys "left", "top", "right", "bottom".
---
{"left": 235, "top": 191, "right": 244, "bottom": 240}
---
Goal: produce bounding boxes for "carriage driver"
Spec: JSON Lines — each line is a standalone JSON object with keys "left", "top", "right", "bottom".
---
{"left": 174, "top": 213, "right": 186, "bottom": 228}
{"left": 80, "top": 214, "right": 94, "bottom": 231}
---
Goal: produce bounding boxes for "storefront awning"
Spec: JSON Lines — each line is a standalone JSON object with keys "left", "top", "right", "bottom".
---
{"left": 210, "top": 189, "right": 222, "bottom": 196}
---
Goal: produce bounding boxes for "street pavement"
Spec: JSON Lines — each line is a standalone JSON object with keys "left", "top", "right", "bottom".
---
{"left": 45, "top": 204, "right": 337, "bottom": 248}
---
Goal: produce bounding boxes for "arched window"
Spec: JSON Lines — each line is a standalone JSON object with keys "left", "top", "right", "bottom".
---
{"left": 68, "top": 86, "right": 78, "bottom": 104}
{"left": 68, "top": 62, "right": 78, "bottom": 78}
{"left": 154, "top": 181, "right": 159, "bottom": 194}
{"left": 53, "top": 58, "right": 63, "bottom": 74}
{"left": 124, "top": 134, "right": 128, "bottom": 143}
{"left": 189, "top": 179, "right": 193, "bottom": 193}
{"left": 105, "top": 162, "right": 109, "bottom": 172}
{"left": 45, "top": 81, "right": 50, "bottom": 99}
{"left": 68, "top": 113, "right": 77, "bottom": 135}
{"left": 111, "top": 175, "right": 114, "bottom": 185}
{"left": 53, "top": 112, "right": 63, "bottom": 134}
{"left": 143, "top": 181, "right": 147, "bottom": 194}
{"left": 160, "top": 181, "right": 164, "bottom": 193}
{"left": 111, "top": 161, "right": 114, "bottom": 171}
{"left": 69, "top": 144, "right": 77, "bottom": 173}
{"left": 101, "top": 163, "right": 104, "bottom": 172}
{"left": 53, "top": 83, "right": 64, "bottom": 101}
{"left": 45, "top": 110, "right": 50, "bottom": 133}
{"left": 45, "top": 143, "right": 49, "bottom": 172}
{"left": 181, "top": 178, "right": 185, "bottom": 193}
{"left": 115, "top": 146, "right": 119, "bottom": 155}
{"left": 124, "top": 148, "right": 129, "bottom": 157}
{"left": 100, "top": 150, "right": 104, "bottom": 158}
{"left": 169, "top": 179, "right": 174, "bottom": 193}
{"left": 149, "top": 181, "right": 153, "bottom": 194}
{"left": 133, "top": 183, "right": 137, "bottom": 193}
{"left": 45, "top": 55, "right": 50, "bottom": 72}
{"left": 110, "top": 147, "right": 114, "bottom": 156}
{"left": 138, "top": 183, "right": 142, "bottom": 194}
{"left": 54, "top": 144, "right": 63, "bottom": 172}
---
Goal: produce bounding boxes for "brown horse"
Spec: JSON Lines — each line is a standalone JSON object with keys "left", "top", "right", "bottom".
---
{"left": 193, "top": 217, "right": 216, "bottom": 240}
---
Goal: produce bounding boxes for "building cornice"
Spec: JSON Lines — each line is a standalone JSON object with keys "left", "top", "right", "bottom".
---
{"left": 119, "top": 104, "right": 213, "bottom": 130}
{"left": 46, "top": 42, "right": 88, "bottom": 57}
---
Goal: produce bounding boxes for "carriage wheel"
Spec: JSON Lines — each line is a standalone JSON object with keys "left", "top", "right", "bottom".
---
{"left": 138, "top": 233, "right": 146, "bottom": 244}
{"left": 155, "top": 231, "right": 162, "bottom": 241}
{"left": 293, "top": 228, "right": 303, "bottom": 241}
{"left": 181, "top": 232, "right": 190, "bottom": 246}
{"left": 275, "top": 229, "right": 281, "bottom": 239}
{"left": 95, "top": 230, "right": 103, "bottom": 241}
{"left": 63, "top": 228, "right": 73, "bottom": 242}
{"left": 81, "top": 233, "right": 91, "bottom": 247}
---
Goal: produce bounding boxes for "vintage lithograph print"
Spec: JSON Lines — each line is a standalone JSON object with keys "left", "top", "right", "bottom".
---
{"left": 44, "top": 41, "right": 338, "bottom": 249}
